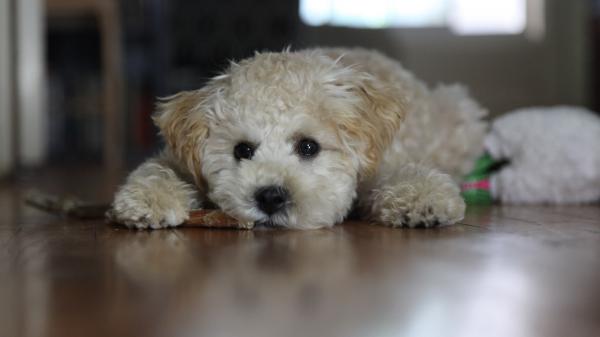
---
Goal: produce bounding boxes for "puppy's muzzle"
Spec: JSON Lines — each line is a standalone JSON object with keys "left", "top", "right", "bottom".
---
{"left": 254, "top": 185, "right": 289, "bottom": 215}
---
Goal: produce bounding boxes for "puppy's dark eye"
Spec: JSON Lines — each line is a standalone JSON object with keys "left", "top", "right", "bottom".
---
{"left": 234, "top": 142, "right": 255, "bottom": 160}
{"left": 296, "top": 138, "right": 320, "bottom": 158}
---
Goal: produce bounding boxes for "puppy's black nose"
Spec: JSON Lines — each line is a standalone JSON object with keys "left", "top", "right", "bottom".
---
{"left": 255, "top": 185, "right": 289, "bottom": 215}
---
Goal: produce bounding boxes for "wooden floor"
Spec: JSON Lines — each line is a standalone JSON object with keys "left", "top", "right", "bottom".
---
{"left": 1, "top": 167, "right": 599, "bottom": 337}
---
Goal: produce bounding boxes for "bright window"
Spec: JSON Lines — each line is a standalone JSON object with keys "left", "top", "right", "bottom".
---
{"left": 300, "top": 0, "right": 529, "bottom": 35}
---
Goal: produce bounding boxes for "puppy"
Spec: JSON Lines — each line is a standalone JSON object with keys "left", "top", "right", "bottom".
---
{"left": 111, "top": 48, "right": 487, "bottom": 229}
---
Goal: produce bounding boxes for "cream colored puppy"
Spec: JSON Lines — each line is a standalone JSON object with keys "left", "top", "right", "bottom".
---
{"left": 111, "top": 48, "right": 487, "bottom": 229}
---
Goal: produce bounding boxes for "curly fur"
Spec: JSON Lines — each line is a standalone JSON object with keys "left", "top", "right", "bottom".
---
{"left": 110, "top": 48, "right": 487, "bottom": 229}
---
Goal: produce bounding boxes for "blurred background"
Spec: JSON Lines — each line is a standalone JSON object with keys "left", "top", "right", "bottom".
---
{"left": 0, "top": 0, "right": 597, "bottom": 177}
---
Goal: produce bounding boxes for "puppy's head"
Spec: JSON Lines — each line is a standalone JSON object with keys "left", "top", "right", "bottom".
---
{"left": 155, "top": 50, "right": 405, "bottom": 229}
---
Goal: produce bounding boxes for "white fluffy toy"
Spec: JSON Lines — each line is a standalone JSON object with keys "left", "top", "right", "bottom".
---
{"left": 463, "top": 106, "right": 600, "bottom": 204}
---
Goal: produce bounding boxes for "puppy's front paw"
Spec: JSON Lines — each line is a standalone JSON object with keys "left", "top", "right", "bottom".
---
{"left": 109, "top": 188, "right": 190, "bottom": 229}
{"left": 371, "top": 172, "right": 465, "bottom": 228}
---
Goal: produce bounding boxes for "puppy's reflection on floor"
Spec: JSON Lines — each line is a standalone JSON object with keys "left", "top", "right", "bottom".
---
{"left": 111, "top": 228, "right": 365, "bottom": 336}
{"left": 113, "top": 230, "right": 197, "bottom": 288}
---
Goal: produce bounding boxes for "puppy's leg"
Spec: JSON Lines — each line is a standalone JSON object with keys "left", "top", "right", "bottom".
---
{"left": 110, "top": 153, "right": 201, "bottom": 229}
{"left": 359, "top": 163, "right": 465, "bottom": 227}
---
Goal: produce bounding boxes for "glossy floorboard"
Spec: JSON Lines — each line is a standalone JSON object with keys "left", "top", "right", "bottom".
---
{"left": 1, "top": 167, "right": 599, "bottom": 337}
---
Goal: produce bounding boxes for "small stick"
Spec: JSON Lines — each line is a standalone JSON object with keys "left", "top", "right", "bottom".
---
{"left": 24, "top": 189, "right": 254, "bottom": 229}
{"left": 184, "top": 209, "right": 255, "bottom": 229}
{"left": 25, "top": 189, "right": 109, "bottom": 219}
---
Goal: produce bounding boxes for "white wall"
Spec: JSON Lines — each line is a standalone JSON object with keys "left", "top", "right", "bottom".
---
{"left": 0, "top": 0, "right": 48, "bottom": 177}
{"left": 17, "top": 0, "right": 47, "bottom": 166}
{"left": 0, "top": 0, "right": 13, "bottom": 177}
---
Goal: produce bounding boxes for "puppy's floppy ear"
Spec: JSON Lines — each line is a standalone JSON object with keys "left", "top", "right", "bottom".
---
{"left": 153, "top": 90, "right": 209, "bottom": 184}
{"left": 328, "top": 72, "right": 406, "bottom": 179}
